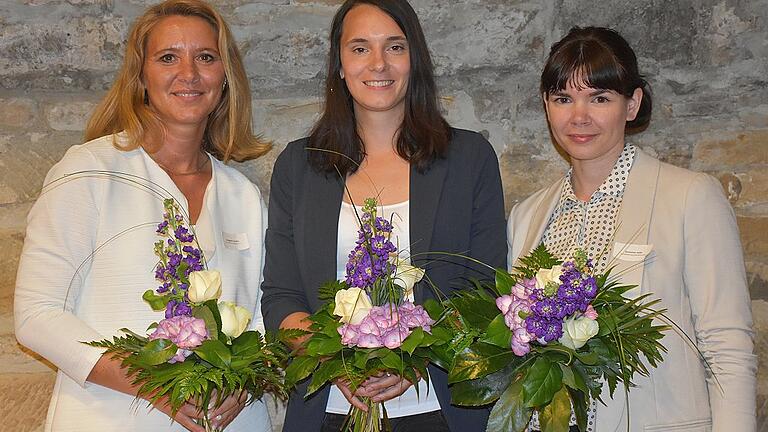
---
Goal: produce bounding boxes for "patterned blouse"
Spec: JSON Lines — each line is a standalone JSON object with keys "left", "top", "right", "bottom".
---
{"left": 528, "top": 144, "right": 636, "bottom": 431}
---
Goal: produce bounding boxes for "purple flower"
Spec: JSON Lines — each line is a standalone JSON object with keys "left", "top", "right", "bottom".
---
{"left": 149, "top": 315, "right": 208, "bottom": 363}
{"left": 174, "top": 226, "right": 194, "bottom": 243}
{"left": 381, "top": 325, "right": 411, "bottom": 349}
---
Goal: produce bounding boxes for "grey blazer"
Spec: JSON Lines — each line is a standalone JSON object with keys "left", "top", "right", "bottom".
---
{"left": 262, "top": 128, "right": 507, "bottom": 432}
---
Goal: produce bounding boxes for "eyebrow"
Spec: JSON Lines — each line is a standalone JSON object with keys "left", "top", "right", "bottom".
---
{"left": 150, "top": 46, "right": 219, "bottom": 55}
{"left": 346, "top": 35, "right": 407, "bottom": 44}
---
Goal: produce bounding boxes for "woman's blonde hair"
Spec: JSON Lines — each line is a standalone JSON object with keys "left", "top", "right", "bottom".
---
{"left": 85, "top": 0, "right": 270, "bottom": 162}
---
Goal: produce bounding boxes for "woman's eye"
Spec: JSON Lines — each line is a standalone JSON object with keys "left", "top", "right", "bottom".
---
{"left": 594, "top": 96, "right": 609, "bottom": 103}
{"left": 198, "top": 53, "right": 215, "bottom": 62}
{"left": 352, "top": 47, "right": 367, "bottom": 54}
{"left": 389, "top": 44, "right": 407, "bottom": 52}
{"left": 159, "top": 54, "right": 175, "bottom": 63}
{"left": 553, "top": 97, "right": 570, "bottom": 104}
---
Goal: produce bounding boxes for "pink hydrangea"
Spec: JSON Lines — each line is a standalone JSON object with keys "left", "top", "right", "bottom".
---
{"left": 337, "top": 302, "right": 434, "bottom": 349}
{"left": 149, "top": 315, "right": 208, "bottom": 363}
{"left": 496, "top": 291, "right": 535, "bottom": 357}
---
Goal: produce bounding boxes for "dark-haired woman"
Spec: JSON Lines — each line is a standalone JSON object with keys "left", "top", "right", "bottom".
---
{"left": 508, "top": 26, "right": 756, "bottom": 431}
{"left": 260, "top": 0, "right": 506, "bottom": 431}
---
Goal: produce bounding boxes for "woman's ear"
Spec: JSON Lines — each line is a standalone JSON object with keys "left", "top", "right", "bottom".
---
{"left": 626, "top": 87, "right": 643, "bottom": 121}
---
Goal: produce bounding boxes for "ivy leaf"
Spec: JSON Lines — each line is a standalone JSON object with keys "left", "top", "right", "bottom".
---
{"left": 539, "top": 386, "right": 571, "bottom": 432}
{"left": 480, "top": 313, "right": 512, "bottom": 349}
{"left": 449, "top": 359, "right": 520, "bottom": 406}
{"left": 307, "top": 358, "right": 346, "bottom": 396}
{"left": 522, "top": 357, "right": 563, "bottom": 407}
{"left": 495, "top": 269, "right": 515, "bottom": 295}
{"left": 486, "top": 377, "right": 532, "bottom": 432}
{"left": 192, "top": 303, "right": 219, "bottom": 341}
{"left": 284, "top": 356, "right": 320, "bottom": 387}
{"left": 142, "top": 289, "right": 169, "bottom": 311}
{"left": 305, "top": 335, "right": 343, "bottom": 356}
{"left": 135, "top": 338, "right": 177, "bottom": 366}
{"left": 400, "top": 327, "right": 424, "bottom": 355}
{"left": 194, "top": 339, "right": 232, "bottom": 369}
{"left": 449, "top": 342, "right": 516, "bottom": 383}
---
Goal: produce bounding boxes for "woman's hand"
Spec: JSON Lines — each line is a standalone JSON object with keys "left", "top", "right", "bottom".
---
{"left": 208, "top": 391, "right": 248, "bottom": 430}
{"left": 357, "top": 371, "right": 415, "bottom": 403}
{"left": 335, "top": 371, "right": 417, "bottom": 410}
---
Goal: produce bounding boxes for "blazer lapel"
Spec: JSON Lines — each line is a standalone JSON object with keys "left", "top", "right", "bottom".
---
{"left": 519, "top": 179, "right": 564, "bottom": 261}
{"left": 410, "top": 159, "right": 447, "bottom": 303}
{"left": 609, "top": 149, "right": 660, "bottom": 296}
{"left": 302, "top": 170, "right": 345, "bottom": 303}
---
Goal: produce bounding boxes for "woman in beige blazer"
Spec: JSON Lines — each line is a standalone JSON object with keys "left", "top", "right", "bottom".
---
{"left": 508, "top": 27, "right": 756, "bottom": 431}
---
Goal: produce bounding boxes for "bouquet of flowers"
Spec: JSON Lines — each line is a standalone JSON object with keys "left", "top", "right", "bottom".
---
{"left": 87, "top": 199, "right": 289, "bottom": 431}
{"left": 429, "top": 245, "right": 668, "bottom": 432}
{"left": 283, "top": 198, "right": 441, "bottom": 432}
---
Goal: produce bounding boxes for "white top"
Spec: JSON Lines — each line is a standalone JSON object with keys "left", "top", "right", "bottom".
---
{"left": 326, "top": 200, "right": 441, "bottom": 418}
{"left": 14, "top": 134, "right": 271, "bottom": 432}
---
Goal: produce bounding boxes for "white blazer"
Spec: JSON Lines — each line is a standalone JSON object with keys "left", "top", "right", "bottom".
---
{"left": 508, "top": 148, "right": 756, "bottom": 432}
{"left": 15, "top": 134, "right": 271, "bottom": 432}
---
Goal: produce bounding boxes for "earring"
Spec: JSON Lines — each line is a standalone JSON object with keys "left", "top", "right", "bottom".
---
{"left": 222, "top": 79, "right": 228, "bottom": 91}
{"left": 340, "top": 70, "right": 345, "bottom": 79}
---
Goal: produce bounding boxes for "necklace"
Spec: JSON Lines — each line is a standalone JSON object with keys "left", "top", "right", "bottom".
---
{"left": 154, "top": 154, "right": 210, "bottom": 176}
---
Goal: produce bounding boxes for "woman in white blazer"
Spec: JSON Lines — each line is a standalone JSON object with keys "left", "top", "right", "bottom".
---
{"left": 508, "top": 27, "right": 756, "bottom": 431}
{"left": 14, "top": 1, "right": 272, "bottom": 431}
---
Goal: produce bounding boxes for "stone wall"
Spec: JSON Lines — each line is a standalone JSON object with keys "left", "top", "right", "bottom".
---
{"left": 1, "top": 0, "right": 765, "bottom": 430}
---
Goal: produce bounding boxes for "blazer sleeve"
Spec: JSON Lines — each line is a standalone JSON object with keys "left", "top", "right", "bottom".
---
{"left": 683, "top": 173, "right": 756, "bottom": 430}
{"left": 468, "top": 138, "right": 508, "bottom": 273}
{"left": 261, "top": 143, "right": 311, "bottom": 331}
{"left": 14, "top": 146, "right": 106, "bottom": 387}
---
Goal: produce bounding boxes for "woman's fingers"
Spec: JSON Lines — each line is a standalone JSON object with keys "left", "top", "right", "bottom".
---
{"left": 210, "top": 391, "right": 248, "bottom": 430}
{"left": 335, "top": 379, "right": 369, "bottom": 411}
{"left": 370, "top": 378, "right": 413, "bottom": 402}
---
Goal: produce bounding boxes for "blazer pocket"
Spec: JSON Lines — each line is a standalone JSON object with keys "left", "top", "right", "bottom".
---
{"left": 643, "top": 418, "right": 711, "bottom": 432}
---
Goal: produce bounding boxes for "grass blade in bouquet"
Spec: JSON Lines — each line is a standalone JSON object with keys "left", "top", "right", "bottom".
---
{"left": 433, "top": 244, "right": 669, "bottom": 432}
{"left": 86, "top": 199, "right": 288, "bottom": 431}
{"left": 283, "top": 198, "right": 442, "bottom": 432}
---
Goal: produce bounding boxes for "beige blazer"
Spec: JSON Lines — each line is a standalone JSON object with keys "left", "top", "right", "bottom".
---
{"left": 508, "top": 148, "right": 756, "bottom": 431}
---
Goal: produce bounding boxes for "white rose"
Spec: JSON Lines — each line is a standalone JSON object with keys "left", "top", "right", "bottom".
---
{"left": 392, "top": 260, "right": 425, "bottom": 299}
{"left": 333, "top": 288, "right": 373, "bottom": 325}
{"left": 558, "top": 316, "right": 599, "bottom": 350}
{"left": 188, "top": 270, "right": 222, "bottom": 303}
{"left": 218, "top": 301, "right": 252, "bottom": 339}
{"left": 534, "top": 265, "right": 564, "bottom": 290}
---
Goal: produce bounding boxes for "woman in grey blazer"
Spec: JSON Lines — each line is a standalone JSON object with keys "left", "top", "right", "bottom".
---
{"left": 261, "top": 0, "right": 507, "bottom": 431}
{"left": 508, "top": 27, "right": 756, "bottom": 431}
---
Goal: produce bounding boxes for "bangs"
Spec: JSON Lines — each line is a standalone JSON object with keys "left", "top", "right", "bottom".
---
{"left": 541, "top": 39, "right": 630, "bottom": 96}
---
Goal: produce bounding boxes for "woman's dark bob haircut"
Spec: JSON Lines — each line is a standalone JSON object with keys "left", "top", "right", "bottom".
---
{"left": 307, "top": 0, "right": 450, "bottom": 174}
{"left": 541, "top": 26, "right": 652, "bottom": 131}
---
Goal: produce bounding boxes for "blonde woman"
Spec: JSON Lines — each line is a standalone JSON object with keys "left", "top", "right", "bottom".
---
{"left": 15, "top": 1, "right": 271, "bottom": 431}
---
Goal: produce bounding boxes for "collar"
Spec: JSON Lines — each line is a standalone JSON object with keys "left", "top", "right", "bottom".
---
{"left": 557, "top": 144, "right": 637, "bottom": 210}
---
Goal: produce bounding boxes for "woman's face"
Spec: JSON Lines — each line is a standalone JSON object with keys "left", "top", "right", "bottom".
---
{"left": 544, "top": 77, "right": 642, "bottom": 166}
{"left": 142, "top": 15, "right": 225, "bottom": 132}
{"left": 339, "top": 4, "right": 411, "bottom": 118}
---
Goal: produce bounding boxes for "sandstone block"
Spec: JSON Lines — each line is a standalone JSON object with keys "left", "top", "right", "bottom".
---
{"left": 0, "top": 372, "right": 55, "bottom": 432}
{"left": 0, "top": 230, "right": 24, "bottom": 316}
{"left": 45, "top": 100, "right": 96, "bottom": 131}
{"left": 0, "top": 132, "right": 81, "bottom": 205}
{"left": 693, "top": 130, "right": 768, "bottom": 170}
{"left": 0, "top": 98, "right": 37, "bottom": 129}
{"left": 738, "top": 217, "right": 768, "bottom": 259}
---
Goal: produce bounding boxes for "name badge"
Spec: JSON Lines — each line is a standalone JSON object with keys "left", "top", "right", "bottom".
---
{"left": 223, "top": 232, "right": 250, "bottom": 250}
{"left": 613, "top": 242, "right": 653, "bottom": 262}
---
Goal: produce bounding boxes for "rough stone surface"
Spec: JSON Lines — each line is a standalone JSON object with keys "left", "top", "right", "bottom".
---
{"left": 0, "top": 372, "right": 55, "bottom": 432}
{"left": 0, "top": 0, "right": 766, "bottom": 430}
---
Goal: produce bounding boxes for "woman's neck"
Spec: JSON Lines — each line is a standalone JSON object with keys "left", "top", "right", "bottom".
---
{"left": 148, "top": 125, "right": 207, "bottom": 172}
{"left": 569, "top": 144, "right": 624, "bottom": 202}
{"left": 354, "top": 108, "right": 404, "bottom": 155}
